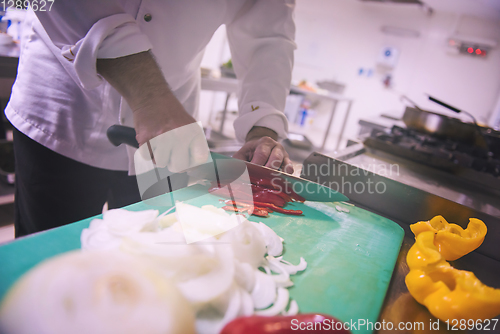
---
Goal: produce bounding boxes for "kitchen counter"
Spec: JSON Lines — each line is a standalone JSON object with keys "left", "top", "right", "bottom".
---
{"left": 302, "top": 150, "right": 500, "bottom": 332}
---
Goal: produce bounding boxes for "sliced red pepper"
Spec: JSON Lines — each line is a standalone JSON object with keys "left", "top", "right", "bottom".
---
{"left": 259, "top": 177, "right": 305, "bottom": 203}
{"left": 249, "top": 176, "right": 280, "bottom": 190}
{"left": 221, "top": 314, "right": 351, "bottom": 334}
{"left": 211, "top": 178, "right": 304, "bottom": 212}
{"left": 224, "top": 199, "right": 251, "bottom": 207}
{"left": 221, "top": 202, "right": 270, "bottom": 217}
{"left": 221, "top": 206, "right": 249, "bottom": 213}
{"left": 251, "top": 184, "right": 292, "bottom": 202}
{"left": 251, "top": 207, "right": 269, "bottom": 217}
{"left": 224, "top": 200, "right": 301, "bottom": 216}
{"left": 253, "top": 192, "right": 286, "bottom": 208}
{"left": 209, "top": 185, "right": 253, "bottom": 204}
{"left": 253, "top": 201, "right": 303, "bottom": 215}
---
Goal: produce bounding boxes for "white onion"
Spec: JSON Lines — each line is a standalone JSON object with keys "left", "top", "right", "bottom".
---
{"left": 103, "top": 209, "right": 159, "bottom": 236}
{"left": 177, "top": 245, "right": 235, "bottom": 304}
{"left": 4, "top": 204, "right": 309, "bottom": 334}
{"left": 0, "top": 251, "right": 195, "bottom": 334}
{"left": 195, "top": 284, "right": 242, "bottom": 334}
{"left": 282, "top": 300, "right": 299, "bottom": 316}
{"left": 251, "top": 271, "right": 277, "bottom": 309}
{"left": 175, "top": 202, "right": 244, "bottom": 244}
{"left": 80, "top": 225, "right": 121, "bottom": 251}
{"left": 234, "top": 262, "right": 256, "bottom": 292}
{"left": 255, "top": 288, "right": 290, "bottom": 316}
{"left": 267, "top": 255, "right": 308, "bottom": 275}
{"left": 81, "top": 209, "right": 160, "bottom": 250}
{"left": 239, "top": 290, "right": 254, "bottom": 316}
{"left": 251, "top": 222, "right": 283, "bottom": 256}
{"left": 220, "top": 221, "right": 266, "bottom": 269}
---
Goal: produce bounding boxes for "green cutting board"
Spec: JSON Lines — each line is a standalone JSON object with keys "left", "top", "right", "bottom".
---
{"left": 0, "top": 187, "right": 403, "bottom": 333}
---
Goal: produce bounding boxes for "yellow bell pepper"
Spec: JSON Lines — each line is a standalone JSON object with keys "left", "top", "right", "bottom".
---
{"left": 405, "top": 231, "right": 500, "bottom": 321}
{"left": 410, "top": 215, "right": 487, "bottom": 261}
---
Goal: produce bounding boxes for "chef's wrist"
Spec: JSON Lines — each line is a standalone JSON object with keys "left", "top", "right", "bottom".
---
{"left": 245, "top": 126, "right": 278, "bottom": 142}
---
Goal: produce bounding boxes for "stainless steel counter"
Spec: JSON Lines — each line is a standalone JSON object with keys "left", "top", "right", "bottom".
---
{"left": 334, "top": 144, "right": 500, "bottom": 217}
{"left": 301, "top": 150, "right": 500, "bottom": 332}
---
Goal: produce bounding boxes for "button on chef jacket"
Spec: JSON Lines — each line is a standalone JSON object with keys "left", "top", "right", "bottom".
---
{"left": 6, "top": 0, "right": 296, "bottom": 172}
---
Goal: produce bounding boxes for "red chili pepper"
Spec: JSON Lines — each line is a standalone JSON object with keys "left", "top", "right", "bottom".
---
{"left": 251, "top": 207, "right": 269, "bottom": 217}
{"left": 224, "top": 200, "right": 300, "bottom": 216}
{"left": 251, "top": 184, "right": 292, "bottom": 202}
{"left": 253, "top": 192, "right": 286, "bottom": 208}
{"left": 221, "top": 206, "right": 249, "bottom": 213}
{"left": 249, "top": 176, "right": 280, "bottom": 190}
{"left": 210, "top": 185, "right": 253, "bottom": 203}
{"left": 220, "top": 314, "right": 351, "bottom": 334}
{"left": 212, "top": 180, "right": 304, "bottom": 213}
{"left": 255, "top": 177, "right": 305, "bottom": 203}
{"left": 221, "top": 202, "right": 270, "bottom": 217}
{"left": 254, "top": 201, "right": 303, "bottom": 215}
{"left": 224, "top": 199, "right": 251, "bottom": 207}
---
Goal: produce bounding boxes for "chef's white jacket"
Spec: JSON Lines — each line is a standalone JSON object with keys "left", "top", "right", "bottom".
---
{"left": 6, "top": 0, "right": 295, "bottom": 171}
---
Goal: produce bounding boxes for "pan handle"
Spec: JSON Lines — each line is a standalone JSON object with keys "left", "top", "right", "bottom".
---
{"left": 427, "top": 95, "right": 492, "bottom": 150}
{"left": 428, "top": 95, "right": 461, "bottom": 114}
{"left": 427, "top": 95, "right": 479, "bottom": 126}
{"left": 107, "top": 125, "right": 139, "bottom": 148}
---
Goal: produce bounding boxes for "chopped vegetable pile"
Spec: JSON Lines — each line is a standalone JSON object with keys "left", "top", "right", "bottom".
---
{"left": 209, "top": 176, "right": 305, "bottom": 217}
{"left": 0, "top": 202, "right": 307, "bottom": 334}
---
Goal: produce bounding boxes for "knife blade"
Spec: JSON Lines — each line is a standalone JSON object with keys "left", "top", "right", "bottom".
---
{"left": 240, "top": 158, "right": 348, "bottom": 202}
{"left": 106, "top": 125, "right": 349, "bottom": 202}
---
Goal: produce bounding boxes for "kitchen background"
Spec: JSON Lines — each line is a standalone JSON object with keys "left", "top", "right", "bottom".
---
{"left": 199, "top": 0, "right": 500, "bottom": 152}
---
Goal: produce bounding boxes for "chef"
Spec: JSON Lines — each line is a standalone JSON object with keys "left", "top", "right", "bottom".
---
{"left": 6, "top": 1, "right": 296, "bottom": 236}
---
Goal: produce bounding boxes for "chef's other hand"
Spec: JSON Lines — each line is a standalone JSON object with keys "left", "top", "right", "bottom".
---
{"left": 233, "top": 126, "right": 294, "bottom": 174}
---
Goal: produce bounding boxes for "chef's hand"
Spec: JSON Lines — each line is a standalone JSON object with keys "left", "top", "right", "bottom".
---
{"left": 233, "top": 126, "right": 294, "bottom": 174}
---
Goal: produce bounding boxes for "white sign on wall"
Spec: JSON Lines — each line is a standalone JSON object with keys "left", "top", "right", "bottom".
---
{"left": 377, "top": 46, "right": 400, "bottom": 69}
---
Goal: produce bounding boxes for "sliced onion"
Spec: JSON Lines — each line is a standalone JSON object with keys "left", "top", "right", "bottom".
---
{"left": 234, "top": 262, "right": 256, "bottom": 292}
{"left": 104, "top": 209, "right": 159, "bottom": 236}
{"left": 6, "top": 204, "right": 310, "bottom": 334}
{"left": 282, "top": 299, "right": 299, "bottom": 316}
{"left": 176, "top": 202, "right": 243, "bottom": 244}
{"left": 254, "top": 288, "right": 290, "bottom": 316}
{"left": 239, "top": 290, "right": 254, "bottom": 316}
{"left": 177, "top": 245, "right": 235, "bottom": 304}
{"left": 0, "top": 251, "right": 195, "bottom": 334}
{"left": 195, "top": 284, "right": 243, "bottom": 334}
{"left": 252, "top": 222, "right": 283, "bottom": 256}
{"left": 80, "top": 225, "right": 121, "bottom": 251}
{"left": 81, "top": 209, "right": 160, "bottom": 250}
{"left": 221, "top": 221, "right": 266, "bottom": 269}
{"left": 251, "top": 271, "right": 277, "bottom": 310}
{"left": 267, "top": 256, "right": 307, "bottom": 275}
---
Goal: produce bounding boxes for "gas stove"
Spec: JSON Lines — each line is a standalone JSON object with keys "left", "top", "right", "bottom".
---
{"left": 364, "top": 126, "right": 500, "bottom": 183}
{"left": 324, "top": 118, "right": 500, "bottom": 218}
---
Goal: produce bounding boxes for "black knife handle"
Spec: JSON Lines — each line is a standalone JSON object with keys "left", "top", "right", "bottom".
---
{"left": 107, "top": 125, "right": 139, "bottom": 148}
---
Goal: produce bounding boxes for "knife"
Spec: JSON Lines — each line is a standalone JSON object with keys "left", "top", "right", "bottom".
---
{"left": 106, "top": 125, "right": 349, "bottom": 202}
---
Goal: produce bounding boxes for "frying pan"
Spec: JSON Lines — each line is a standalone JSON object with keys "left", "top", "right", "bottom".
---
{"left": 402, "top": 96, "right": 499, "bottom": 149}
